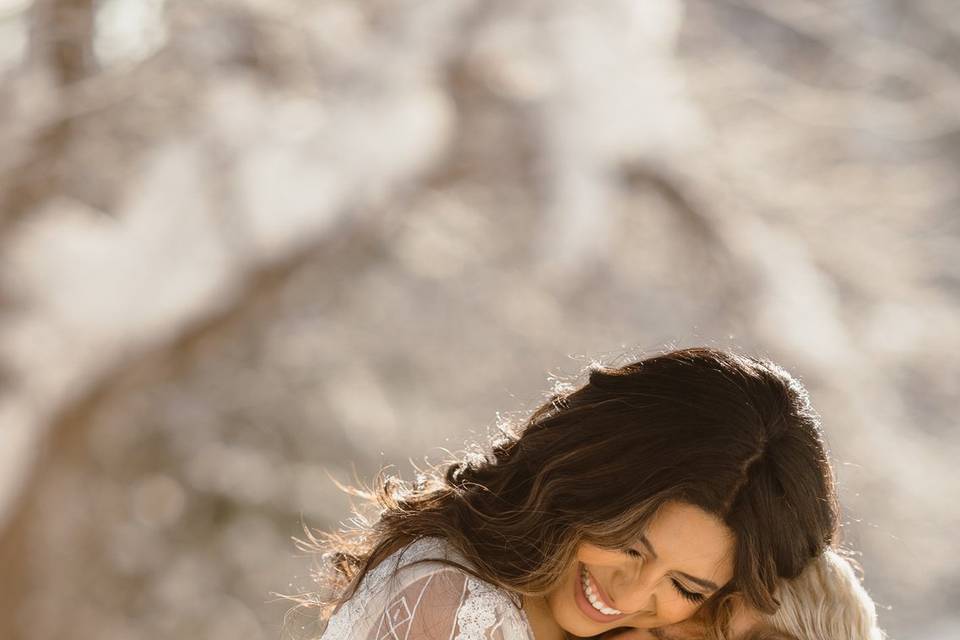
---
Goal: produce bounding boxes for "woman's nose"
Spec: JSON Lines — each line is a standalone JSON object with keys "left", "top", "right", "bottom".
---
{"left": 611, "top": 571, "right": 657, "bottom": 615}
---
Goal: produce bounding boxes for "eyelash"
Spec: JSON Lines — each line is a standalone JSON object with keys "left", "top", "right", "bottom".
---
{"left": 671, "top": 579, "right": 706, "bottom": 604}
{"left": 621, "top": 549, "right": 705, "bottom": 604}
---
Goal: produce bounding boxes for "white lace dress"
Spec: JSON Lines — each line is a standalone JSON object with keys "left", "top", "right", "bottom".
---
{"left": 320, "top": 537, "right": 537, "bottom": 640}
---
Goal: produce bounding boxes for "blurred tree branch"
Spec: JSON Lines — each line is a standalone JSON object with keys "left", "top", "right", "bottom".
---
{"left": 0, "top": 0, "right": 96, "bottom": 235}
{"left": 28, "top": 0, "right": 95, "bottom": 85}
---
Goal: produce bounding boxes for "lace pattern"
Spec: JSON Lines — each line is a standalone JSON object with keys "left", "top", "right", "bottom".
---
{"left": 320, "top": 538, "right": 535, "bottom": 640}
{"left": 455, "top": 576, "right": 501, "bottom": 640}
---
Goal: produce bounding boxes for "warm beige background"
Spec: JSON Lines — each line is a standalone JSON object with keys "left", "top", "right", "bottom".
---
{"left": 0, "top": 1, "right": 957, "bottom": 639}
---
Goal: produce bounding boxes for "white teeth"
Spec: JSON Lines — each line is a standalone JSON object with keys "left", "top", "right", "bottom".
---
{"left": 580, "top": 567, "right": 623, "bottom": 615}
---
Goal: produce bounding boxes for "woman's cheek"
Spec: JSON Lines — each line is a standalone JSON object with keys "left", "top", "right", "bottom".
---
{"left": 656, "top": 593, "right": 702, "bottom": 626}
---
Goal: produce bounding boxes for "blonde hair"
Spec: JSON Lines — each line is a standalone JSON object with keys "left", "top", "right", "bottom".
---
{"left": 763, "top": 550, "right": 885, "bottom": 640}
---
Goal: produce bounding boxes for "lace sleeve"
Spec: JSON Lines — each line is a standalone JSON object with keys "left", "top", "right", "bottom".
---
{"left": 375, "top": 568, "right": 532, "bottom": 640}
{"left": 323, "top": 564, "right": 533, "bottom": 640}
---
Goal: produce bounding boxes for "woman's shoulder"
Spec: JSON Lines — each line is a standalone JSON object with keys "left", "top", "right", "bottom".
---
{"left": 378, "top": 537, "right": 519, "bottom": 607}
{"left": 322, "top": 537, "right": 534, "bottom": 640}
{"left": 393, "top": 536, "right": 470, "bottom": 569}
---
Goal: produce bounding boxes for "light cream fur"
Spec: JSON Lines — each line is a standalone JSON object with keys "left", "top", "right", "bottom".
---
{"left": 765, "top": 550, "right": 885, "bottom": 640}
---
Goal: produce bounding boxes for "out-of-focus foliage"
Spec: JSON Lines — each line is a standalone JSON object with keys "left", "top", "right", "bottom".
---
{"left": 0, "top": 1, "right": 957, "bottom": 639}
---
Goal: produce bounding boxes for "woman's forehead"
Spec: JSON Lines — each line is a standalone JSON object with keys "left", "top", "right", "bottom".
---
{"left": 645, "top": 502, "right": 736, "bottom": 583}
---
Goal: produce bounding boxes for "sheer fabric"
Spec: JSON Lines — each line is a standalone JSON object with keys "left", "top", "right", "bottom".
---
{"left": 321, "top": 537, "right": 536, "bottom": 640}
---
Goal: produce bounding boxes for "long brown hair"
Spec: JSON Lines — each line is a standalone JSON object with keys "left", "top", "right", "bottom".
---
{"left": 298, "top": 347, "right": 839, "bottom": 628}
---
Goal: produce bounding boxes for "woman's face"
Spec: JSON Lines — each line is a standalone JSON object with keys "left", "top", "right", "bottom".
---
{"left": 535, "top": 501, "right": 736, "bottom": 638}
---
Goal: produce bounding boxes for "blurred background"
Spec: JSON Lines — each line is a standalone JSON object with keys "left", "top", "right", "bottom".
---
{"left": 0, "top": 0, "right": 958, "bottom": 638}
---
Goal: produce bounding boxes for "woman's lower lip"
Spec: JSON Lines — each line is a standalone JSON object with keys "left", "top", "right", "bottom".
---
{"left": 574, "top": 563, "right": 628, "bottom": 623}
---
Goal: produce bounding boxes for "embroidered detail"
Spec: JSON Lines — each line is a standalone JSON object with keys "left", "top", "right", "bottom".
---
{"left": 454, "top": 577, "right": 504, "bottom": 640}
{"left": 321, "top": 538, "right": 535, "bottom": 640}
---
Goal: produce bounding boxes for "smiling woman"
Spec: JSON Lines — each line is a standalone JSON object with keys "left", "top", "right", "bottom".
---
{"left": 536, "top": 502, "right": 736, "bottom": 636}
{"left": 291, "top": 348, "right": 840, "bottom": 640}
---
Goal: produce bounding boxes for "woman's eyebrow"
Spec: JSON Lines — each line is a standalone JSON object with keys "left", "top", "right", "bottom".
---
{"left": 674, "top": 571, "right": 719, "bottom": 592}
{"left": 638, "top": 534, "right": 658, "bottom": 558}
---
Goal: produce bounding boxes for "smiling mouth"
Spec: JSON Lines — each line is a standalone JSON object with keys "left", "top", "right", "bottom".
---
{"left": 580, "top": 565, "right": 624, "bottom": 616}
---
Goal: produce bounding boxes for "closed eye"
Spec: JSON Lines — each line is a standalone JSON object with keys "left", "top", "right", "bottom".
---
{"left": 671, "top": 579, "right": 706, "bottom": 604}
{"left": 623, "top": 548, "right": 644, "bottom": 559}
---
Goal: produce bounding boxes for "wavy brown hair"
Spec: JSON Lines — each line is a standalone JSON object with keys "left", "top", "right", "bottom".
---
{"left": 296, "top": 347, "right": 839, "bottom": 632}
